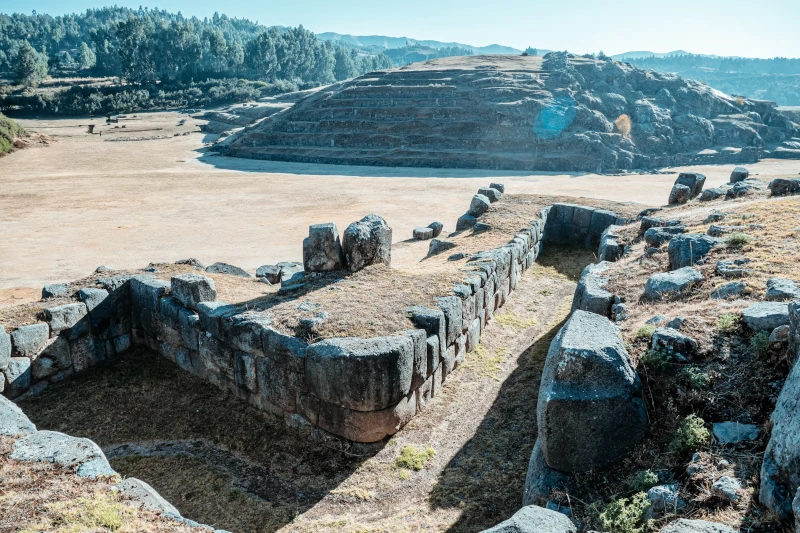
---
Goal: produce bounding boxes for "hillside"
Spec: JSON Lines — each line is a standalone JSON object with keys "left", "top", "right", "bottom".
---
{"left": 224, "top": 52, "right": 800, "bottom": 172}
{"left": 0, "top": 113, "right": 24, "bottom": 154}
{"left": 317, "top": 32, "right": 526, "bottom": 55}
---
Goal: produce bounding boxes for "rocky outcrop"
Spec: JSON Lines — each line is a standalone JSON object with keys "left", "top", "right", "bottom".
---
{"left": 543, "top": 203, "right": 626, "bottom": 248}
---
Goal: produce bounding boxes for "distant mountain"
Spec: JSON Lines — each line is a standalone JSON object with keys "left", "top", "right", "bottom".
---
{"left": 611, "top": 50, "right": 735, "bottom": 60}
{"left": 317, "top": 32, "right": 528, "bottom": 56}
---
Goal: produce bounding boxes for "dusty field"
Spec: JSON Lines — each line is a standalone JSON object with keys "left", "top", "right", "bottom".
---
{"left": 2, "top": 110, "right": 796, "bottom": 297}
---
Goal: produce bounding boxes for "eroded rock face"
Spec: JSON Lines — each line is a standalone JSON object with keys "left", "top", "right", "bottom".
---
{"left": 342, "top": 215, "right": 392, "bottom": 272}
{"left": 537, "top": 310, "right": 647, "bottom": 472}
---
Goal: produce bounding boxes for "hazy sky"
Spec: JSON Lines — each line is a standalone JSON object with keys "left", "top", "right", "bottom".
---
{"left": 2, "top": 0, "right": 799, "bottom": 58}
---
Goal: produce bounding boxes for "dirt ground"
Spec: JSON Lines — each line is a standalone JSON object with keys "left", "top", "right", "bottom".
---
{"left": 2, "top": 110, "right": 796, "bottom": 297}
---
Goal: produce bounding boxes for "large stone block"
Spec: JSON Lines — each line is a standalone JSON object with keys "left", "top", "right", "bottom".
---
{"left": 262, "top": 327, "right": 307, "bottom": 372}
{"left": 436, "top": 296, "right": 463, "bottom": 346}
{"left": 130, "top": 276, "right": 170, "bottom": 311}
{"left": 223, "top": 311, "right": 272, "bottom": 356}
{"left": 537, "top": 311, "right": 647, "bottom": 472}
{"left": 0, "top": 326, "right": 10, "bottom": 371}
{"left": 196, "top": 301, "right": 238, "bottom": 338}
{"left": 4, "top": 357, "right": 31, "bottom": 399}
{"left": 407, "top": 306, "right": 447, "bottom": 360}
{"left": 10, "top": 323, "right": 49, "bottom": 357}
{"left": 171, "top": 273, "right": 217, "bottom": 311}
{"left": 668, "top": 234, "right": 719, "bottom": 270}
{"left": 467, "top": 194, "right": 491, "bottom": 217}
{"left": 571, "top": 263, "right": 614, "bottom": 317}
{"left": 342, "top": 214, "right": 392, "bottom": 272}
{"left": 402, "top": 329, "right": 428, "bottom": 390}
{"left": 303, "top": 223, "right": 345, "bottom": 272}
{"left": 10, "top": 430, "right": 116, "bottom": 478}
{"left": 644, "top": 267, "right": 703, "bottom": 300}
{"left": 675, "top": 172, "right": 707, "bottom": 197}
{"left": 523, "top": 439, "right": 572, "bottom": 506}
{"left": 257, "top": 356, "right": 300, "bottom": 412}
{"left": 316, "top": 390, "right": 416, "bottom": 443}
{"left": 306, "top": 336, "right": 414, "bottom": 412}
{"left": 45, "top": 303, "right": 88, "bottom": 336}
{"left": 743, "top": 302, "right": 790, "bottom": 331}
{"left": 0, "top": 394, "right": 36, "bottom": 436}
{"left": 481, "top": 503, "right": 577, "bottom": 533}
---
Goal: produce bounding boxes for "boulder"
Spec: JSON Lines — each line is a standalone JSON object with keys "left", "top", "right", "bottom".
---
{"left": 480, "top": 505, "right": 576, "bottom": 533}
{"left": 699, "top": 188, "right": 725, "bottom": 201}
{"left": 342, "top": 214, "right": 392, "bottom": 272}
{"left": 661, "top": 519, "right": 737, "bottom": 533}
{"left": 76, "top": 288, "right": 109, "bottom": 314}
{"left": 478, "top": 187, "right": 502, "bottom": 203}
{"left": 427, "top": 239, "right": 457, "bottom": 257}
{"left": 644, "top": 226, "right": 685, "bottom": 247}
{"left": 0, "top": 394, "right": 36, "bottom": 436}
{"left": 0, "top": 326, "right": 9, "bottom": 371}
{"left": 278, "top": 262, "right": 304, "bottom": 284}
{"left": 130, "top": 276, "right": 171, "bottom": 311}
{"left": 303, "top": 223, "right": 345, "bottom": 272}
{"left": 668, "top": 234, "right": 719, "bottom": 270}
{"left": 765, "top": 278, "right": 800, "bottom": 301}
{"left": 730, "top": 167, "right": 750, "bottom": 183}
{"left": 523, "top": 439, "right": 572, "bottom": 506}
{"left": 255, "top": 265, "right": 281, "bottom": 284}
{"left": 652, "top": 328, "right": 697, "bottom": 358}
{"left": 467, "top": 194, "right": 492, "bottom": 217}
{"left": 174, "top": 258, "right": 205, "bottom": 269}
{"left": 205, "top": 262, "right": 252, "bottom": 278}
{"left": 644, "top": 267, "right": 703, "bottom": 300}
{"left": 668, "top": 184, "right": 692, "bottom": 205}
{"left": 413, "top": 227, "right": 435, "bottom": 240}
{"left": 707, "top": 224, "right": 746, "bottom": 237}
{"left": 639, "top": 216, "right": 680, "bottom": 236}
{"left": 10, "top": 430, "right": 116, "bottom": 478}
{"left": 170, "top": 273, "right": 217, "bottom": 311}
{"left": 10, "top": 323, "right": 49, "bottom": 357}
{"left": 770, "top": 325, "right": 790, "bottom": 348}
{"left": 675, "top": 172, "right": 706, "bottom": 197}
{"left": 44, "top": 303, "right": 88, "bottom": 336}
{"left": 537, "top": 311, "right": 647, "bottom": 472}
{"left": 306, "top": 336, "right": 414, "bottom": 412}
{"left": 490, "top": 182, "right": 506, "bottom": 193}
{"left": 715, "top": 258, "right": 752, "bottom": 278}
{"left": 598, "top": 225, "right": 624, "bottom": 262}
{"left": 713, "top": 422, "right": 759, "bottom": 444}
{"left": 712, "top": 476, "right": 742, "bottom": 502}
{"left": 711, "top": 281, "right": 746, "bottom": 300}
{"left": 427, "top": 221, "right": 444, "bottom": 238}
{"left": 571, "top": 263, "right": 614, "bottom": 318}
{"left": 456, "top": 214, "right": 477, "bottom": 231}
{"left": 42, "top": 283, "right": 69, "bottom": 298}
{"left": 769, "top": 177, "right": 800, "bottom": 196}
{"left": 726, "top": 178, "right": 765, "bottom": 199}
{"left": 647, "top": 484, "right": 685, "bottom": 513}
{"left": 742, "top": 302, "right": 789, "bottom": 331}
{"left": 117, "top": 478, "right": 181, "bottom": 516}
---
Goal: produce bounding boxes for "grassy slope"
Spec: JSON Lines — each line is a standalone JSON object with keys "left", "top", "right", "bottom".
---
{"left": 0, "top": 112, "right": 24, "bottom": 153}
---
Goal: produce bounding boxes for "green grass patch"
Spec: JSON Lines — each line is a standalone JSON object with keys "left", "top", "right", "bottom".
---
{"left": 680, "top": 366, "right": 711, "bottom": 389}
{"left": 639, "top": 347, "right": 672, "bottom": 374}
{"left": 395, "top": 445, "right": 436, "bottom": 471}
{"left": 634, "top": 325, "right": 656, "bottom": 340}
{"left": 716, "top": 313, "right": 739, "bottom": 333}
{"left": 625, "top": 469, "right": 659, "bottom": 493}
{"left": 0, "top": 112, "right": 24, "bottom": 154}
{"left": 750, "top": 332, "right": 771, "bottom": 357}
{"left": 726, "top": 232, "right": 752, "bottom": 247}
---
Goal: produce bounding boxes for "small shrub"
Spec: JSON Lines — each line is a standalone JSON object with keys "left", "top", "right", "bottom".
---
{"left": 716, "top": 314, "right": 739, "bottom": 333}
{"left": 681, "top": 366, "right": 710, "bottom": 389}
{"left": 615, "top": 114, "right": 632, "bottom": 137}
{"left": 726, "top": 232, "right": 752, "bottom": 247}
{"left": 626, "top": 469, "right": 659, "bottom": 492}
{"left": 597, "top": 492, "right": 653, "bottom": 533}
{"left": 671, "top": 414, "right": 710, "bottom": 455}
{"left": 396, "top": 445, "right": 436, "bottom": 471}
{"left": 635, "top": 325, "right": 656, "bottom": 340}
{"left": 639, "top": 347, "right": 671, "bottom": 374}
{"left": 750, "top": 332, "right": 771, "bottom": 357}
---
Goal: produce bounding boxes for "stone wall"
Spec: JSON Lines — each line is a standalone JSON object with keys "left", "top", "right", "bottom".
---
{"left": 542, "top": 203, "right": 629, "bottom": 249}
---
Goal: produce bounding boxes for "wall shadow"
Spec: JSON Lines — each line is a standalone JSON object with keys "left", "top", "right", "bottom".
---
{"left": 18, "top": 349, "right": 378, "bottom": 533}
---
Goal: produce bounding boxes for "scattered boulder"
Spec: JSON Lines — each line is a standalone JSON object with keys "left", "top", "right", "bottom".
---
{"left": 478, "top": 187, "right": 502, "bottom": 203}
{"left": 712, "top": 476, "right": 742, "bottom": 502}
{"left": 413, "top": 227, "right": 434, "bottom": 240}
{"left": 707, "top": 224, "right": 746, "bottom": 237}
{"left": 10, "top": 323, "right": 49, "bottom": 357}
{"left": 668, "top": 234, "right": 719, "bottom": 269}
{"left": 10, "top": 430, "right": 116, "bottom": 478}
{"left": 303, "top": 223, "right": 345, "bottom": 272}
{"left": 700, "top": 188, "right": 725, "bottom": 201}
{"left": 647, "top": 484, "right": 685, "bottom": 513}
{"left": 669, "top": 183, "right": 692, "bottom": 205}
{"left": 174, "top": 258, "right": 206, "bottom": 269}
{"left": 705, "top": 212, "right": 727, "bottom": 223}
{"left": 661, "top": 519, "right": 737, "bottom": 533}
{"left": 730, "top": 167, "right": 750, "bottom": 183}
{"left": 715, "top": 258, "right": 752, "bottom": 278}
{"left": 467, "top": 194, "right": 491, "bottom": 217}
{"left": 769, "top": 177, "right": 800, "bottom": 196}
{"left": 77, "top": 288, "right": 109, "bottom": 313}
{"left": 490, "top": 182, "right": 505, "bottom": 193}
{"left": 726, "top": 178, "right": 765, "bottom": 199}
{"left": 448, "top": 253, "right": 466, "bottom": 261}
{"left": 572, "top": 263, "right": 614, "bottom": 318}
{"left": 675, "top": 172, "right": 707, "bottom": 198}
{"left": 0, "top": 394, "right": 36, "bottom": 436}
{"left": 652, "top": 328, "right": 697, "bottom": 359}
{"left": 427, "top": 239, "right": 457, "bottom": 257}
{"left": 278, "top": 262, "right": 304, "bottom": 284}
{"left": 711, "top": 281, "right": 747, "bottom": 300}
{"left": 456, "top": 214, "right": 477, "bottom": 231}
{"left": 765, "top": 278, "right": 800, "bottom": 301}
{"left": 427, "top": 221, "right": 444, "bottom": 238}
{"left": 640, "top": 216, "right": 680, "bottom": 236}
{"left": 537, "top": 310, "right": 647, "bottom": 472}
{"left": 342, "top": 215, "right": 392, "bottom": 272}
{"left": 41, "top": 283, "right": 69, "bottom": 299}
{"left": 742, "top": 302, "right": 789, "bottom": 331}
{"left": 644, "top": 226, "right": 685, "bottom": 247}
{"left": 171, "top": 273, "right": 217, "bottom": 311}
{"left": 644, "top": 267, "right": 703, "bottom": 300}
{"left": 255, "top": 265, "right": 281, "bottom": 284}
{"left": 5, "top": 359, "right": 30, "bottom": 396}
{"left": 205, "top": 262, "right": 252, "bottom": 278}
{"left": 713, "top": 422, "right": 759, "bottom": 444}
{"left": 480, "top": 504, "right": 576, "bottom": 533}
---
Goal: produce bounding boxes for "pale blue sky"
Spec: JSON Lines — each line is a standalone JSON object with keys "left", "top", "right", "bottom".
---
{"left": 1, "top": 0, "right": 798, "bottom": 58}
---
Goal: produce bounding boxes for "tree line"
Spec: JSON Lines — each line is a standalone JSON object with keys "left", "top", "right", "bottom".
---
{"left": 0, "top": 7, "right": 394, "bottom": 87}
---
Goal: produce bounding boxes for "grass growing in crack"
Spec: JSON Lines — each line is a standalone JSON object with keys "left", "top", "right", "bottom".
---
{"left": 670, "top": 415, "right": 710, "bottom": 455}
{"left": 395, "top": 445, "right": 436, "bottom": 471}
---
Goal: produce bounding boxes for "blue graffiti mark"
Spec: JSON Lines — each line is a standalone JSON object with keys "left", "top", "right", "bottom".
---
{"left": 534, "top": 96, "right": 578, "bottom": 140}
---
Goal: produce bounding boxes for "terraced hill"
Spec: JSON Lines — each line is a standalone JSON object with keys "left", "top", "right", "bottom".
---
{"left": 224, "top": 53, "right": 800, "bottom": 172}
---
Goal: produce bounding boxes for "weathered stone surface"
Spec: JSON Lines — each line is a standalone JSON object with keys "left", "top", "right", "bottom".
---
{"left": 32, "top": 355, "right": 58, "bottom": 381}
{"left": 255, "top": 265, "right": 281, "bottom": 284}
{"left": 707, "top": 224, "right": 746, "bottom": 237}
{"left": 427, "top": 239, "right": 457, "bottom": 257}
{"left": 769, "top": 177, "right": 800, "bottom": 196}
{"left": 0, "top": 394, "right": 36, "bottom": 436}
{"left": 730, "top": 167, "right": 750, "bottom": 183}
{"left": 644, "top": 226, "right": 685, "bottom": 247}
{"left": 205, "top": 262, "right": 252, "bottom": 278}
{"left": 699, "top": 187, "right": 725, "bottom": 201}
{"left": 427, "top": 221, "right": 444, "bottom": 238}
{"left": 117, "top": 478, "right": 181, "bottom": 516}
{"left": 42, "top": 283, "right": 69, "bottom": 298}
{"left": 669, "top": 183, "right": 692, "bottom": 205}
{"left": 437, "top": 296, "right": 463, "bottom": 346}
{"left": 171, "top": 273, "right": 217, "bottom": 311}
{"left": 668, "top": 234, "right": 719, "bottom": 269}
{"left": 647, "top": 484, "right": 685, "bottom": 513}
{"left": 639, "top": 216, "right": 678, "bottom": 236}
{"left": 467, "top": 194, "right": 491, "bottom": 217}
{"left": 10, "top": 323, "right": 49, "bottom": 357}
{"left": 572, "top": 263, "right": 614, "bottom": 317}
{"left": 713, "top": 421, "right": 759, "bottom": 444}
{"left": 537, "top": 311, "right": 647, "bottom": 472}
{"left": 130, "top": 276, "right": 171, "bottom": 311}
{"left": 11, "top": 430, "right": 115, "bottom": 478}
{"left": 523, "top": 439, "right": 572, "bottom": 506}
{"left": 41, "top": 336, "right": 72, "bottom": 370}
{"left": 174, "top": 258, "right": 206, "bottom": 269}
{"left": 644, "top": 267, "right": 703, "bottom": 300}
{"left": 278, "top": 262, "right": 304, "bottom": 284}
{"left": 306, "top": 336, "right": 414, "bottom": 412}
{"left": 196, "top": 301, "right": 237, "bottom": 338}
{"left": 765, "top": 278, "right": 800, "bottom": 301}
{"left": 45, "top": 303, "right": 88, "bottom": 335}
{"left": 726, "top": 178, "right": 766, "bottom": 199}
{"left": 742, "top": 302, "right": 789, "bottom": 331}
{"left": 715, "top": 257, "right": 752, "bottom": 278}
{"left": 597, "top": 224, "right": 624, "bottom": 262}
{"left": 712, "top": 476, "right": 742, "bottom": 502}
{"left": 303, "top": 223, "right": 345, "bottom": 272}
{"left": 490, "top": 182, "right": 505, "bottom": 193}
{"left": 711, "top": 281, "right": 747, "bottom": 300}
{"left": 0, "top": 326, "right": 10, "bottom": 371}
{"left": 675, "top": 172, "right": 707, "bottom": 197}
{"left": 478, "top": 187, "right": 502, "bottom": 203}
{"left": 652, "top": 328, "right": 697, "bottom": 358}
{"left": 413, "top": 227, "right": 435, "bottom": 240}
{"left": 660, "top": 519, "right": 737, "bottom": 533}
{"left": 770, "top": 324, "right": 790, "bottom": 348}
{"left": 407, "top": 306, "right": 447, "bottom": 363}
{"left": 316, "top": 390, "right": 416, "bottom": 443}
{"left": 480, "top": 504, "right": 576, "bottom": 533}
{"left": 456, "top": 214, "right": 477, "bottom": 231}
{"left": 342, "top": 214, "right": 392, "bottom": 272}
